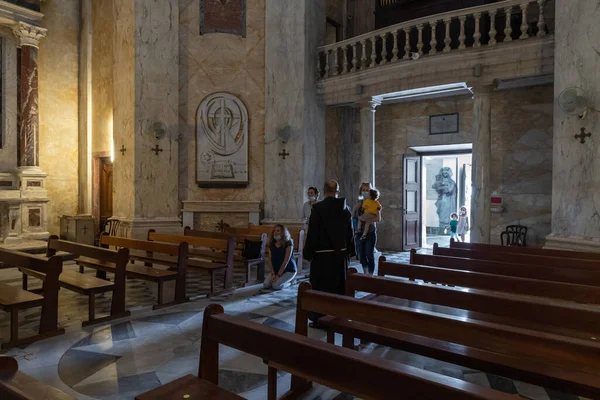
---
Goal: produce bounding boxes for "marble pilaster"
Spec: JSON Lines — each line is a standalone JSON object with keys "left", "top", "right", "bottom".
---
{"left": 470, "top": 84, "right": 493, "bottom": 243}
{"left": 358, "top": 99, "right": 380, "bottom": 186}
{"left": 264, "top": 0, "right": 326, "bottom": 223}
{"left": 546, "top": 0, "right": 600, "bottom": 251}
{"left": 112, "top": 0, "right": 180, "bottom": 237}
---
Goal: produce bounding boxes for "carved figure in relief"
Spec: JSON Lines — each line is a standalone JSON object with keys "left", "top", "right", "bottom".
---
{"left": 432, "top": 167, "right": 457, "bottom": 228}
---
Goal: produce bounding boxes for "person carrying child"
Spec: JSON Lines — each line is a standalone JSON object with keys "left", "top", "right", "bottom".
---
{"left": 359, "top": 188, "right": 382, "bottom": 241}
{"left": 449, "top": 212, "right": 460, "bottom": 242}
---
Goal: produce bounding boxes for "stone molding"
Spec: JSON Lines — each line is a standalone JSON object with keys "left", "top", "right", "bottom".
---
{"left": 545, "top": 234, "right": 600, "bottom": 253}
{"left": 182, "top": 200, "right": 260, "bottom": 213}
{"left": 0, "top": 1, "right": 43, "bottom": 27}
{"left": 12, "top": 20, "right": 46, "bottom": 48}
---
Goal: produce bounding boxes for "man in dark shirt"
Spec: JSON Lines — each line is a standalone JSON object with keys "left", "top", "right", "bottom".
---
{"left": 303, "top": 179, "right": 355, "bottom": 326}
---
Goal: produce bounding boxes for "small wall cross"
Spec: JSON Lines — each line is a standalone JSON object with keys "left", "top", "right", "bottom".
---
{"left": 575, "top": 128, "right": 592, "bottom": 144}
{"left": 82, "top": 225, "right": 88, "bottom": 234}
{"left": 120, "top": 145, "right": 127, "bottom": 156}
{"left": 279, "top": 149, "right": 290, "bottom": 160}
{"left": 151, "top": 145, "right": 163, "bottom": 155}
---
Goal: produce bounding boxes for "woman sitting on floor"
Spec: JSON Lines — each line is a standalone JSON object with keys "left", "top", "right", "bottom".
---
{"left": 264, "top": 224, "right": 297, "bottom": 290}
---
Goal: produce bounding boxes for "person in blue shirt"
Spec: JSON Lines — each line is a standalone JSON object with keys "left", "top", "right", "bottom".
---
{"left": 263, "top": 224, "right": 297, "bottom": 290}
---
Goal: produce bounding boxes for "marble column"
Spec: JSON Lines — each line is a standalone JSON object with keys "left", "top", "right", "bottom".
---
{"left": 13, "top": 22, "right": 47, "bottom": 167}
{"left": 470, "top": 84, "right": 494, "bottom": 244}
{"left": 264, "top": 0, "right": 326, "bottom": 224}
{"left": 112, "top": 0, "right": 180, "bottom": 238}
{"left": 358, "top": 99, "right": 380, "bottom": 186}
{"left": 546, "top": 0, "right": 600, "bottom": 251}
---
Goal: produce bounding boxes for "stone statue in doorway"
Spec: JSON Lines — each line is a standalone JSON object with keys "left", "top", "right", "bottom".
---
{"left": 432, "top": 167, "right": 457, "bottom": 229}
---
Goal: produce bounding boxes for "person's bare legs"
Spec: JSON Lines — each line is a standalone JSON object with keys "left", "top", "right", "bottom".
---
{"left": 460, "top": 234, "right": 465, "bottom": 242}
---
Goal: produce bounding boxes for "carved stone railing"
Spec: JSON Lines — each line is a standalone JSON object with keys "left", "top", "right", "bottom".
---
{"left": 317, "top": 0, "right": 553, "bottom": 80}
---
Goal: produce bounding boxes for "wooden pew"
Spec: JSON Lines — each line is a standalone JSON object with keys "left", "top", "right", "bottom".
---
{"left": 295, "top": 283, "right": 600, "bottom": 398}
{"left": 410, "top": 250, "right": 600, "bottom": 287}
{"left": 0, "top": 356, "right": 75, "bottom": 399}
{"left": 146, "top": 231, "right": 236, "bottom": 293}
{"left": 136, "top": 304, "right": 518, "bottom": 400}
{"left": 451, "top": 238, "right": 600, "bottom": 261}
{"left": 225, "top": 226, "right": 305, "bottom": 270}
{"left": 433, "top": 243, "right": 600, "bottom": 271}
{"left": 77, "top": 233, "right": 188, "bottom": 309}
{"left": 0, "top": 249, "right": 64, "bottom": 349}
{"left": 182, "top": 227, "right": 267, "bottom": 286}
{"left": 378, "top": 257, "right": 600, "bottom": 305}
{"left": 344, "top": 269, "right": 600, "bottom": 341}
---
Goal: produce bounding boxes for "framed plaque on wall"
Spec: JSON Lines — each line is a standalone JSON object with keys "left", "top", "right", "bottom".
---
{"left": 429, "top": 113, "right": 459, "bottom": 135}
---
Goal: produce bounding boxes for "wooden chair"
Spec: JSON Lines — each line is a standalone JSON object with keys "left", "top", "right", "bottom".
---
{"left": 0, "top": 356, "right": 75, "bottom": 399}
{"left": 182, "top": 227, "right": 267, "bottom": 286}
{"left": 433, "top": 243, "right": 600, "bottom": 271}
{"left": 411, "top": 249, "right": 600, "bottom": 287}
{"left": 146, "top": 231, "right": 236, "bottom": 294}
{"left": 501, "top": 225, "right": 527, "bottom": 246}
{"left": 450, "top": 239, "right": 600, "bottom": 261}
{"left": 295, "top": 283, "right": 600, "bottom": 398}
{"left": 135, "top": 304, "right": 518, "bottom": 400}
{"left": 0, "top": 249, "right": 64, "bottom": 349}
{"left": 379, "top": 256, "right": 600, "bottom": 305}
{"left": 77, "top": 234, "right": 189, "bottom": 309}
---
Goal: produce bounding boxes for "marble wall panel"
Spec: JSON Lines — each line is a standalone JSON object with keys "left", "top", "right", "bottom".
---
{"left": 490, "top": 86, "right": 554, "bottom": 246}
{"left": 193, "top": 212, "right": 249, "bottom": 232}
{"left": 91, "top": 0, "right": 114, "bottom": 154}
{"left": 325, "top": 106, "right": 359, "bottom": 201}
{"left": 551, "top": 0, "right": 600, "bottom": 240}
{"left": 38, "top": 0, "right": 80, "bottom": 234}
{"left": 179, "top": 0, "right": 265, "bottom": 205}
{"left": 0, "top": 28, "right": 18, "bottom": 172}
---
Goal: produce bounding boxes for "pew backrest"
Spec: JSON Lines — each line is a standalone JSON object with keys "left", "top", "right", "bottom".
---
{"left": 450, "top": 239, "right": 600, "bottom": 261}
{"left": 183, "top": 227, "right": 267, "bottom": 260}
{"left": 100, "top": 234, "right": 183, "bottom": 256}
{"left": 47, "top": 236, "right": 129, "bottom": 265}
{"left": 200, "top": 305, "right": 518, "bottom": 400}
{"left": 433, "top": 243, "right": 600, "bottom": 271}
{"left": 0, "top": 356, "right": 75, "bottom": 399}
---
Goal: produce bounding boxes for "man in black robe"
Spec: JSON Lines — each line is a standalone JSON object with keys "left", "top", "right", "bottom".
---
{"left": 303, "top": 179, "right": 355, "bottom": 326}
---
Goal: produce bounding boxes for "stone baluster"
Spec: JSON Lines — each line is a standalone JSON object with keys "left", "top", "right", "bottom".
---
{"left": 443, "top": 18, "right": 452, "bottom": 52}
{"left": 342, "top": 45, "right": 348, "bottom": 74}
{"left": 416, "top": 23, "right": 424, "bottom": 55}
{"left": 360, "top": 38, "right": 368, "bottom": 68}
{"left": 316, "top": 53, "right": 321, "bottom": 79}
{"left": 504, "top": 6, "right": 513, "bottom": 41}
{"left": 537, "top": 0, "right": 547, "bottom": 36}
{"left": 370, "top": 36, "right": 378, "bottom": 67}
{"left": 13, "top": 22, "right": 47, "bottom": 167}
{"left": 332, "top": 48, "right": 339, "bottom": 76}
{"left": 403, "top": 27, "right": 411, "bottom": 59}
{"left": 458, "top": 15, "right": 466, "bottom": 50}
{"left": 519, "top": 3, "right": 529, "bottom": 39}
{"left": 489, "top": 10, "right": 498, "bottom": 45}
{"left": 429, "top": 20, "right": 438, "bottom": 55}
{"left": 473, "top": 12, "right": 482, "bottom": 48}
{"left": 324, "top": 49, "right": 330, "bottom": 77}
{"left": 391, "top": 29, "right": 399, "bottom": 61}
{"left": 352, "top": 42, "right": 358, "bottom": 72}
{"left": 381, "top": 33, "right": 388, "bottom": 64}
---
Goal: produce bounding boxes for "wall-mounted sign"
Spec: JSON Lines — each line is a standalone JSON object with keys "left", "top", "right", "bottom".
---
{"left": 429, "top": 113, "right": 459, "bottom": 135}
{"left": 200, "top": 0, "right": 246, "bottom": 38}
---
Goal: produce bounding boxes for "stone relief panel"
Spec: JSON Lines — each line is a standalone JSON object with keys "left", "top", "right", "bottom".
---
{"left": 196, "top": 93, "right": 249, "bottom": 187}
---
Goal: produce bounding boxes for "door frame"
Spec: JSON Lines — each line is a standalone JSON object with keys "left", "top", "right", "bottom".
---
{"left": 92, "top": 152, "right": 111, "bottom": 236}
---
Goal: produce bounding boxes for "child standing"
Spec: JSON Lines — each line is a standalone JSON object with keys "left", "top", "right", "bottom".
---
{"left": 457, "top": 206, "right": 469, "bottom": 242}
{"left": 449, "top": 213, "right": 460, "bottom": 242}
{"left": 359, "top": 189, "right": 382, "bottom": 240}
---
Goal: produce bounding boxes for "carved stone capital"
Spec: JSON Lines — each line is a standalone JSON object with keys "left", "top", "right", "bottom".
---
{"left": 358, "top": 98, "right": 382, "bottom": 111}
{"left": 13, "top": 22, "right": 47, "bottom": 49}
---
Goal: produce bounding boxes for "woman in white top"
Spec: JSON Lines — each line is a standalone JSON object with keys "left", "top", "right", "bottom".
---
{"left": 303, "top": 187, "right": 320, "bottom": 222}
{"left": 456, "top": 206, "right": 469, "bottom": 242}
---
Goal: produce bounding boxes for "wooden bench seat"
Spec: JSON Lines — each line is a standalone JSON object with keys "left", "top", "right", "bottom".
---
{"left": 0, "top": 356, "right": 75, "bottom": 399}
{"left": 91, "top": 234, "right": 189, "bottom": 309}
{"left": 378, "top": 258, "right": 600, "bottom": 305}
{"left": 433, "top": 243, "right": 600, "bottom": 271}
{"left": 145, "top": 231, "right": 236, "bottom": 294}
{"left": 295, "top": 284, "right": 600, "bottom": 398}
{"left": 410, "top": 250, "right": 600, "bottom": 287}
{"left": 0, "top": 249, "right": 64, "bottom": 349}
{"left": 183, "top": 227, "right": 267, "bottom": 285}
{"left": 136, "top": 374, "right": 243, "bottom": 400}
{"left": 136, "top": 304, "right": 518, "bottom": 400}
{"left": 450, "top": 239, "right": 600, "bottom": 261}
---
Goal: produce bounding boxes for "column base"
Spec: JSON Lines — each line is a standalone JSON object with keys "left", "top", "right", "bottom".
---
{"left": 544, "top": 233, "right": 600, "bottom": 253}
{"left": 113, "top": 217, "right": 182, "bottom": 239}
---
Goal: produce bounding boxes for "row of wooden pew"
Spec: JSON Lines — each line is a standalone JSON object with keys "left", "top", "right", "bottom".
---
{"left": 132, "top": 241, "right": 600, "bottom": 399}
